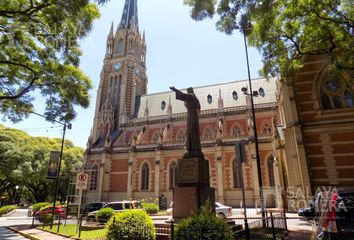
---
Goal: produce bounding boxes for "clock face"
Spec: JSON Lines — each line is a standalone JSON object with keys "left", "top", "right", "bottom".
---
{"left": 113, "top": 62, "right": 121, "bottom": 71}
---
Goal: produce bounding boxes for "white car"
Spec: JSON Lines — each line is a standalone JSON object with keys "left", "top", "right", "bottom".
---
{"left": 167, "top": 201, "right": 233, "bottom": 219}
{"left": 87, "top": 200, "right": 141, "bottom": 222}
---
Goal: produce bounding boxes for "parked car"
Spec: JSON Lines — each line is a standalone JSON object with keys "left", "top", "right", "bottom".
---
{"left": 87, "top": 200, "right": 141, "bottom": 222}
{"left": 298, "top": 206, "right": 317, "bottom": 219}
{"left": 167, "top": 201, "right": 233, "bottom": 219}
{"left": 81, "top": 202, "right": 106, "bottom": 215}
{"left": 315, "top": 188, "right": 354, "bottom": 240}
{"left": 34, "top": 206, "right": 66, "bottom": 219}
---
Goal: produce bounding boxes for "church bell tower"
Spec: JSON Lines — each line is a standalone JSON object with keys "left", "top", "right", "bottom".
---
{"left": 90, "top": 0, "right": 147, "bottom": 147}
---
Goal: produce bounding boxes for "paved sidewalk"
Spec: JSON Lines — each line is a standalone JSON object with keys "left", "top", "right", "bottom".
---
{"left": 7, "top": 225, "right": 71, "bottom": 240}
{"left": 285, "top": 213, "right": 313, "bottom": 240}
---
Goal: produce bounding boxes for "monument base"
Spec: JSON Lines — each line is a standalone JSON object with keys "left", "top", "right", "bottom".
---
{"left": 172, "top": 186, "right": 215, "bottom": 220}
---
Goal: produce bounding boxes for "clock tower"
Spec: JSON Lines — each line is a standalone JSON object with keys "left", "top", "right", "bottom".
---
{"left": 90, "top": 0, "right": 147, "bottom": 146}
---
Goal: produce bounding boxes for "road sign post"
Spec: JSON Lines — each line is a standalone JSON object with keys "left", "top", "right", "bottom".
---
{"left": 76, "top": 173, "right": 88, "bottom": 221}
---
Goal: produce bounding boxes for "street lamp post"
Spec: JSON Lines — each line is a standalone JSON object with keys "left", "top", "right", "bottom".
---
{"left": 29, "top": 111, "right": 72, "bottom": 228}
{"left": 241, "top": 32, "right": 266, "bottom": 225}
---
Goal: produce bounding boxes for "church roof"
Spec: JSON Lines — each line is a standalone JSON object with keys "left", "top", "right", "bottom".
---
{"left": 135, "top": 77, "right": 278, "bottom": 118}
{"left": 119, "top": 0, "right": 139, "bottom": 30}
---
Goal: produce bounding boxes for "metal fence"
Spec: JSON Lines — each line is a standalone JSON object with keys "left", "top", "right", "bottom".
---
{"left": 30, "top": 209, "right": 288, "bottom": 240}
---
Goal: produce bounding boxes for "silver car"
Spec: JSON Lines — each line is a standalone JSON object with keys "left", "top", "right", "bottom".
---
{"left": 87, "top": 200, "right": 141, "bottom": 222}
{"left": 167, "top": 201, "right": 233, "bottom": 219}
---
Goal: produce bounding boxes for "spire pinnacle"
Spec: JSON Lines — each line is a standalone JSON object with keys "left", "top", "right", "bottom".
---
{"left": 109, "top": 22, "right": 114, "bottom": 35}
{"left": 119, "top": 0, "right": 138, "bottom": 30}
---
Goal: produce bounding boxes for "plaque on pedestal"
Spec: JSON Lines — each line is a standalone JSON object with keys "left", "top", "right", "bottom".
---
{"left": 177, "top": 157, "right": 210, "bottom": 187}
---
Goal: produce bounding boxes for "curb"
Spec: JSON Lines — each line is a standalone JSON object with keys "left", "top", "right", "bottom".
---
{"left": 6, "top": 226, "right": 42, "bottom": 240}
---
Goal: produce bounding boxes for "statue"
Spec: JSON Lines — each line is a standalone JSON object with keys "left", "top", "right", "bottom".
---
{"left": 170, "top": 86, "right": 202, "bottom": 157}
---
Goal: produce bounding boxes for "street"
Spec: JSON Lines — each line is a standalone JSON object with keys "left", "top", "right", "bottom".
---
{"left": 0, "top": 209, "right": 32, "bottom": 239}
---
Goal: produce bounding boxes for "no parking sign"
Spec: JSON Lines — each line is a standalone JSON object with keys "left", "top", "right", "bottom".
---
{"left": 76, "top": 172, "right": 88, "bottom": 189}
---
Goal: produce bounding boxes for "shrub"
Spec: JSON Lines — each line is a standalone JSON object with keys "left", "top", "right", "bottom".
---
{"left": 106, "top": 209, "right": 155, "bottom": 240}
{"left": 141, "top": 198, "right": 159, "bottom": 214}
{"left": 38, "top": 213, "right": 53, "bottom": 225}
{"left": 32, "top": 202, "right": 50, "bottom": 212}
{"left": 174, "top": 201, "right": 234, "bottom": 240}
{"left": 97, "top": 207, "right": 115, "bottom": 223}
{"left": 0, "top": 205, "right": 17, "bottom": 215}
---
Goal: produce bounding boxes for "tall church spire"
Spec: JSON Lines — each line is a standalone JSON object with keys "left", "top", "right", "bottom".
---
{"left": 119, "top": 0, "right": 138, "bottom": 30}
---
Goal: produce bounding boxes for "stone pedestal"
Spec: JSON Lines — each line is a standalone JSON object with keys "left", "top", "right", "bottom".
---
{"left": 173, "top": 186, "right": 215, "bottom": 219}
{"left": 172, "top": 156, "right": 215, "bottom": 219}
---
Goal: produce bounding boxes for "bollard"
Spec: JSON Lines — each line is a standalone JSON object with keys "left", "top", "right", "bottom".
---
{"left": 57, "top": 215, "right": 61, "bottom": 233}
{"left": 270, "top": 212, "right": 276, "bottom": 240}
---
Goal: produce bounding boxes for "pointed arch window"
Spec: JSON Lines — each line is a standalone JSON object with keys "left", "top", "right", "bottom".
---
{"left": 89, "top": 165, "right": 98, "bottom": 191}
{"left": 267, "top": 156, "right": 275, "bottom": 186}
{"left": 207, "top": 94, "right": 212, "bottom": 104}
{"left": 116, "top": 38, "right": 124, "bottom": 54}
{"left": 320, "top": 72, "right": 354, "bottom": 109}
{"left": 169, "top": 162, "right": 177, "bottom": 189}
{"left": 141, "top": 163, "right": 149, "bottom": 191}
{"left": 232, "top": 91, "right": 238, "bottom": 100}
{"left": 233, "top": 159, "right": 242, "bottom": 188}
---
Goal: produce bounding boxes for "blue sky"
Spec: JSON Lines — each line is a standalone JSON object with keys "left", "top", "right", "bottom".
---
{"left": 1, "top": 0, "right": 263, "bottom": 148}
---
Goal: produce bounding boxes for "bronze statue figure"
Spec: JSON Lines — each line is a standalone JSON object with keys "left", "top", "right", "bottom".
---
{"left": 170, "top": 86, "right": 202, "bottom": 157}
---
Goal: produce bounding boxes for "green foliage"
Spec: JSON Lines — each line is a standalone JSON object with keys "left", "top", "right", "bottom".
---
{"left": 0, "top": 124, "right": 84, "bottom": 203}
{"left": 0, "top": 0, "right": 100, "bottom": 123}
{"left": 184, "top": 0, "right": 354, "bottom": 78}
{"left": 96, "top": 207, "right": 115, "bottom": 223}
{"left": 174, "top": 201, "right": 234, "bottom": 240}
{"left": 106, "top": 209, "right": 155, "bottom": 240}
{"left": 141, "top": 198, "right": 159, "bottom": 214}
{"left": 32, "top": 202, "right": 50, "bottom": 212}
{"left": 38, "top": 213, "right": 53, "bottom": 225}
{"left": 0, "top": 205, "right": 17, "bottom": 215}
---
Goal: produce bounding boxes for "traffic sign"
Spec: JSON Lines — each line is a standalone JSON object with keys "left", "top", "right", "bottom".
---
{"left": 76, "top": 173, "right": 88, "bottom": 189}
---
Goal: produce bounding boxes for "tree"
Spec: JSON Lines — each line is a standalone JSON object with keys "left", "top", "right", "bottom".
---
{"left": 0, "top": 0, "right": 101, "bottom": 123}
{"left": 0, "top": 124, "right": 83, "bottom": 203}
{"left": 184, "top": 0, "right": 354, "bottom": 78}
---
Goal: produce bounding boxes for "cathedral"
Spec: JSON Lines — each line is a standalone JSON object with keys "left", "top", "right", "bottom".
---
{"left": 83, "top": 0, "right": 354, "bottom": 211}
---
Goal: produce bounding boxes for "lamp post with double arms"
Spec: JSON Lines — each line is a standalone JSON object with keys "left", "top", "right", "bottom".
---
{"left": 240, "top": 30, "right": 266, "bottom": 226}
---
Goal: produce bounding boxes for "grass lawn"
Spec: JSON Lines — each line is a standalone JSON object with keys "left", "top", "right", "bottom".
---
{"left": 40, "top": 224, "right": 106, "bottom": 240}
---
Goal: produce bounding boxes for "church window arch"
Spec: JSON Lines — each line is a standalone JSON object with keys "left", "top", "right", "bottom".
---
{"left": 267, "top": 155, "right": 275, "bottom": 186}
{"left": 89, "top": 165, "right": 98, "bottom": 191}
{"left": 141, "top": 162, "right": 149, "bottom": 191}
{"left": 319, "top": 70, "right": 353, "bottom": 109}
{"left": 169, "top": 161, "right": 177, "bottom": 189}
{"left": 232, "top": 157, "right": 242, "bottom": 188}
{"left": 207, "top": 94, "right": 212, "bottom": 104}
{"left": 116, "top": 38, "right": 124, "bottom": 54}
{"left": 232, "top": 91, "right": 238, "bottom": 100}
{"left": 161, "top": 101, "right": 166, "bottom": 110}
